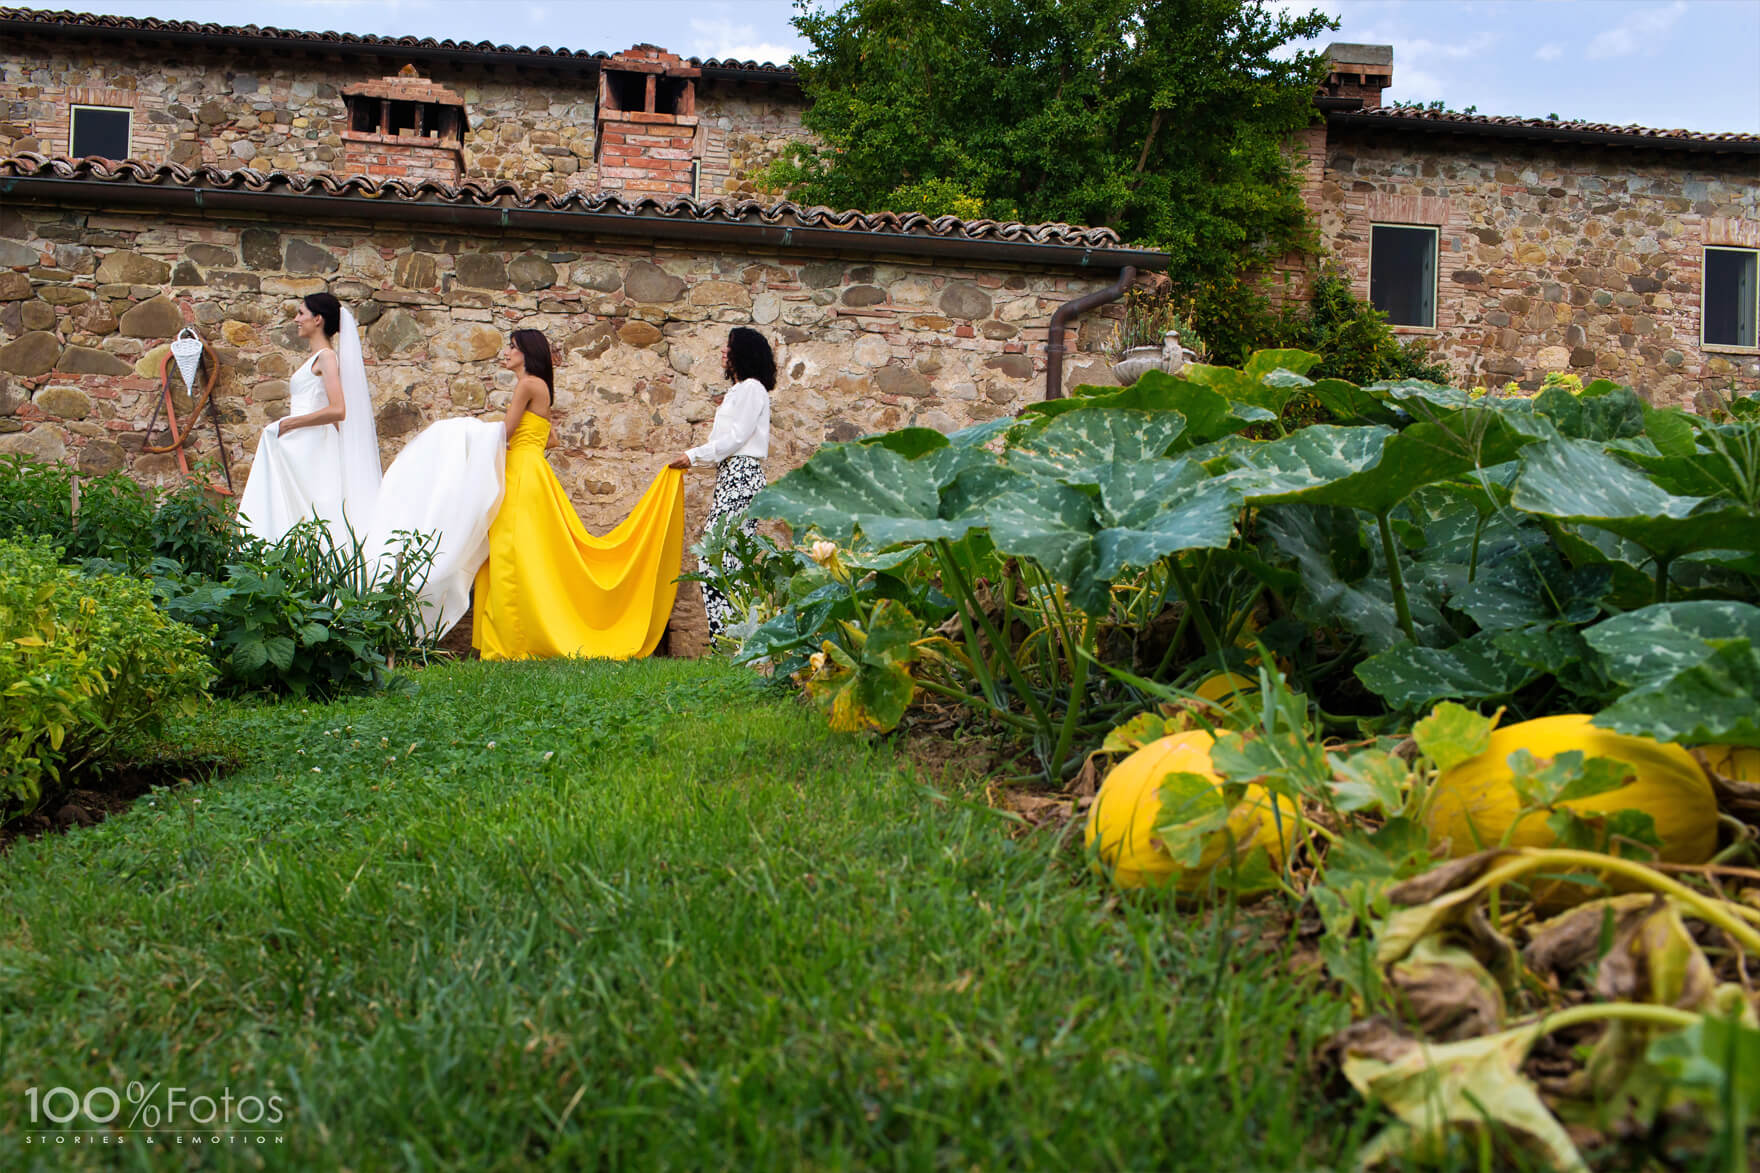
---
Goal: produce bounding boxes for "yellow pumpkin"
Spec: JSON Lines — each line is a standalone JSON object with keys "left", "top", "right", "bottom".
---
{"left": 1425, "top": 714, "right": 1719, "bottom": 866}
{"left": 1085, "top": 729, "right": 1298, "bottom": 891}
{"left": 1193, "top": 671, "right": 1260, "bottom": 707}
{"left": 1699, "top": 744, "right": 1760, "bottom": 783}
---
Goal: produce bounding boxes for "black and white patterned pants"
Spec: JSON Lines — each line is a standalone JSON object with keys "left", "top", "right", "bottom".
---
{"left": 702, "top": 455, "right": 766, "bottom": 641}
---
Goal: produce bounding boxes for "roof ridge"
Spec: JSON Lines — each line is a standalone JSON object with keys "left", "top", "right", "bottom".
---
{"left": 0, "top": 6, "right": 800, "bottom": 75}
{"left": 1346, "top": 104, "right": 1760, "bottom": 145}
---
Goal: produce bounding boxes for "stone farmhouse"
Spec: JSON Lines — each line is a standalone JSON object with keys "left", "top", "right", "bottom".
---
{"left": 0, "top": 11, "right": 1755, "bottom": 645}
{"left": 1299, "top": 44, "right": 1760, "bottom": 407}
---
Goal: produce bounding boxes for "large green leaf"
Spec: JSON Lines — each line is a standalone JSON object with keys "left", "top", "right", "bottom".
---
{"left": 945, "top": 416, "right": 1015, "bottom": 448}
{"left": 1356, "top": 632, "right": 1538, "bottom": 710}
{"left": 1308, "top": 377, "right": 1404, "bottom": 426}
{"left": 1244, "top": 348, "right": 1322, "bottom": 380}
{"left": 1259, "top": 504, "right": 1418, "bottom": 651}
{"left": 749, "top": 444, "right": 933, "bottom": 544}
{"left": 1024, "top": 369, "right": 1272, "bottom": 446}
{"left": 858, "top": 427, "right": 948, "bottom": 458}
{"left": 1372, "top": 378, "right": 1472, "bottom": 413}
{"left": 1593, "top": 638, "right": 1760, "bottom": 747}
{"left": 1530, "top": 382, "right": 1645, "bottom": 441}
{"left": 1511, "top": 438, "right": 1760, "bottom": 561}
{"left": 1450, "top": 547, "right": 1612, "bottom": 633}
{"left": 1093, "top": 466, "right": 1244, "bottom": 579}
{"left": 1233, "top": 417, "right": 1534, "bottom": 516}
{"left": 1003, "top": 407, "right": 1186, "bottom": 483}
{"left": 981, "top": 474, "right": 1106, "bottom": 612}
{"left": 1583, "top": 601, "right": 1760, "bottom": 685}
{"left": 1184, "top": 348, "right": 1318, "bottom": 417}
{"left": 1224, "top": 425, "right": 1394, "bottom": 503}
{"left": 750, "top": 442, "right": 996, "bottom": 547}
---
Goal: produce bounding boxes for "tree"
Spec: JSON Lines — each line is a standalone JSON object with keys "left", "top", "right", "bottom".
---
{"left": 767, "top": 0, "right": 1338, "bottom": 294}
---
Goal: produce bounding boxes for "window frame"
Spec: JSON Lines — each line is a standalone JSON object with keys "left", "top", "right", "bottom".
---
{"left": 1368, "top": 221, "right": 1441, "bottom": 331}
{"left": 68, "top": 103, "right": 133, "bottom": 160}
{"left": 1702, "top": 244, "right": 1760, "bottom": 352}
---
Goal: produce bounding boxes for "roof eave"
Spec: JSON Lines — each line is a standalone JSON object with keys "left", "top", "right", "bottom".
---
{"left": 0, "top": 174, "right": 1165, "bottom": 271}
{"left": 1326, "top": 110, "right": 1760, "bottom": 155}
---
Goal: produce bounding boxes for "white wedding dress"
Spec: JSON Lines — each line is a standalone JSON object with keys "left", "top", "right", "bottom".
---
{"left": 365, "top": 418, "right": 507, "bottom": 640}
{"left": 238, "top": 307, "right": 382, "bottom": 544}
{"left": 238, "top": 351, "right": 347, "bottom": 542}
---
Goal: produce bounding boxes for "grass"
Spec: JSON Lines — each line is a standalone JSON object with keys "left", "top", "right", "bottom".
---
{"left": 1, "top": 657, "right": 1375, "bottom": 1170}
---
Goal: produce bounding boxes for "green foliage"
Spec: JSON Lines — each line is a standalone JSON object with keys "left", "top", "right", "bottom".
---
{"left": 1, "top": 536, "right": 212, "bottom": 818}
{"left": 1, "top": 453, "right": 440, "bottom": 701}
{"left": 765, "top": 0, "right": 1337, "bottom": 294}
{"left": 1189, "top": 273, "right": 1450, "bottom": 385}
{"left": 0, "top": 453, "right": 251, "bottom": 575}
{"left": 728, "top": 352, "right": 1760, "bottom": 780}
{"left": 157, "top": 519, "right": 440, "bottom": 700}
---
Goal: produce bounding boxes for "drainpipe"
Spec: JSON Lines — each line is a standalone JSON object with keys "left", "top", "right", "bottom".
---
{"left": 1044, "top": 265, "right": 1136, "bottom": 400}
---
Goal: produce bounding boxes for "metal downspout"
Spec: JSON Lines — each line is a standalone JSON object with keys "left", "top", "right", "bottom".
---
{"left": 1043, "top": 265, "right": 1136, "bottom": 400}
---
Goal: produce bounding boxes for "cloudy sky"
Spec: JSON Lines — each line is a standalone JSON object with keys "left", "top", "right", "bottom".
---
{"left": 36, "top": 0, "right": 1760, "bottom": 132}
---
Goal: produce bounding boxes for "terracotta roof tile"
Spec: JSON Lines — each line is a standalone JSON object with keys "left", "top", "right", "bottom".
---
{"left": 0, "top": 153, "right": 1131, "bottom": 250}
{"left": 0, "top": 6, "right": 800, "bottom": 76}
{"left": 1337, "top": 105, "right": 1760, "bottom": 149}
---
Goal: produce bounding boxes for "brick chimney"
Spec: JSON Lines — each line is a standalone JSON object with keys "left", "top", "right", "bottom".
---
{"left": 1319, "top": 43, "right": 1393, "bottom": 109}
{"left": 340, "top": 64, "right": 469, "bottom": 182}
{"left": 595, "top": 45, "right": 701, "bottom": 199}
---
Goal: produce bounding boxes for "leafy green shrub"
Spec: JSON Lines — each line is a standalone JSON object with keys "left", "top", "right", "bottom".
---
{"left": 0, "top": 454, "right": 249, "bottom": 575}
{"left": 1187, "top": 272, "right": 1448, "bottom": 386}
{"left": 1, "top": 536, "right": 213, "bottom": 819}
{"left": 158, "top": 518, "right": 440, "bottom": 699}
{"left": 150, "top": 478, "right": 250, "bottom": 581}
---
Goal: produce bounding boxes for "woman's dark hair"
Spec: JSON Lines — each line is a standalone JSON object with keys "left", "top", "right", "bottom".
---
{"left": 302, "top": 292, "right": 342, "bottom": 338}
{"left": 511, "top": 328, "right": 555, "bottom": 392}
{"left": 726, "top": 327, "right": 776, "bottom": 391}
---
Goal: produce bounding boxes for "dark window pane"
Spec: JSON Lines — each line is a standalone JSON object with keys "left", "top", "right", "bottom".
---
{"left": 1370, "top": 225, "right": 1437, "bottom": 328}
{"left": 70, "top": 107, "right": 130, "bottom": 159}
{"left": 1705, "top": 247, "right": 1758, "bottom": 348}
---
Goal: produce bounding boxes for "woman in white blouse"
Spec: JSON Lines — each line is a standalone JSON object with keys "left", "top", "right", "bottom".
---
{"left": 669, "top": 326, "right": 774, "bottom": 640}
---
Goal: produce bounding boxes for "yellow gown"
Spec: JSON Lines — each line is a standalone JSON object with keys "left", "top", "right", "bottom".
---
{"left": 471, "top": 415, "right": 685, "bottom": 661}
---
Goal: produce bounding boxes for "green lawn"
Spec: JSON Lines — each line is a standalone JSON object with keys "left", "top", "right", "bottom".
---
{"left": 1, "top": 658, "right": 1371, "bottom": 1170}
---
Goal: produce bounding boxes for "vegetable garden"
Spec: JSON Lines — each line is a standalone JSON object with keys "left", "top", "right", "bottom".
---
{"left": 6, "top": 352, "right": 1760, "bottom": 1167}
{"left": 711, "top": 354, "right": 1760, "bottom": 1168}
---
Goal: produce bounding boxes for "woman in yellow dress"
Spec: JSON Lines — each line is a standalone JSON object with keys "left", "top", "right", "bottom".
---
{"left": 471, "top": 329, "right": 685, "bottom": 661}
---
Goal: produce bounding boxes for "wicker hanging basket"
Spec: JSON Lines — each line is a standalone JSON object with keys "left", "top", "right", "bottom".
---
{"left": 170, "top": 325, "right": 204, "bottom": 392}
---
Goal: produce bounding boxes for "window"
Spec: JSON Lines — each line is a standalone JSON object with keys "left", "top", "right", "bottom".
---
{"left": 70, "top": 105, "right": 131, "bottom": 159}
{"left": 1705, "top": 246, "right": 1758, "bottom": 349}
{"left": 1369, "top": 224, "right": 1438, "bottom": 328}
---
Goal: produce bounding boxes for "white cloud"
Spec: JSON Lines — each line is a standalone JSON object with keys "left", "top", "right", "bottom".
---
{"left": 1586, "top": 0, "right": 1687, "bottom": 59}
{"left": 1534, "top": 43, "right": 1563, "bottom": 61}
{"left": 687, "top": 17, "right": 797, "bottom": 64}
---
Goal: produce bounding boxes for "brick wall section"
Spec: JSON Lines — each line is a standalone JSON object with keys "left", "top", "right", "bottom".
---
{"left": 0, "top": 34, "right": 807, "bottom": 197}
{"left": 340, "top": 133, "right": 465, "bottom": 182}
{"left": 0, "top": 202, "right": 1124, "bottom": 653}
{"left": 1313, "top": 131, "right": 1760, "bottom": 403}
{"left": 596, "top": 119, "right": 698, "bottom": 196}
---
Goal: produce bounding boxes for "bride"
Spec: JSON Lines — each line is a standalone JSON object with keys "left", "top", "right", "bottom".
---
{"left": 237, "top": 292, "right": 381, "bottom": 542}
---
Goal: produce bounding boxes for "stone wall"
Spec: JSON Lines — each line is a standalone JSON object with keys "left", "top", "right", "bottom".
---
{"left": 0, "top": 200, "right": 1123, "bottom": 652}
{"left": 1316, "top": 132, "right": 1760, "bottom": 403}
{"left": 700, "top": 86, "right": 813, "bottom": 198}
{"left": 0, "top": 35, "right": 808, "bottom": 196}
